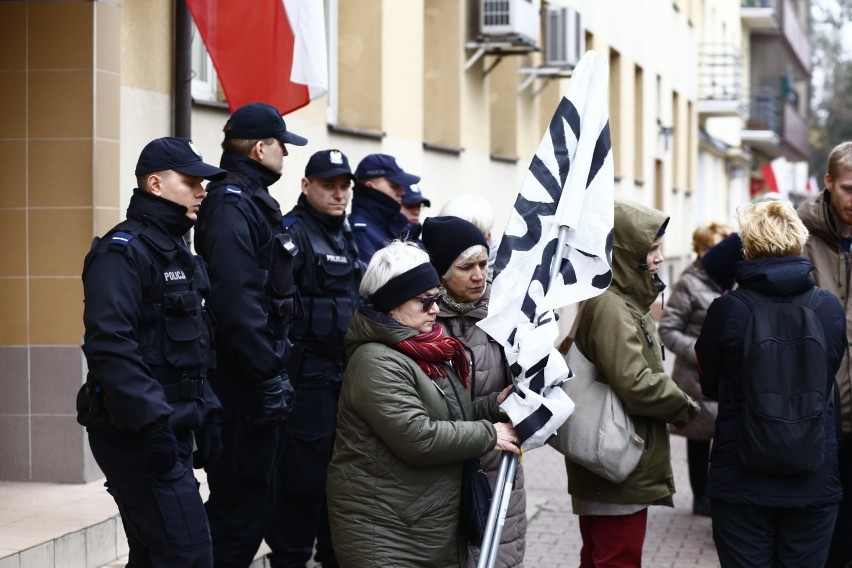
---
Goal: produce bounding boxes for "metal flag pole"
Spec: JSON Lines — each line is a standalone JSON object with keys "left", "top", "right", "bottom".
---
{"left": 476, "top": 451, "right": 517, "bottom": 568}
{"left": 478, "top": 226, "right": 571, "bottom": 568}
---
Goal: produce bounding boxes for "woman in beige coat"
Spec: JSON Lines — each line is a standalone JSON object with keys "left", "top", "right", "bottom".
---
{"left": 422, "top": 216, "right": 527, "bottom": 568}
{"left": 658, "top": 221, "right": 733, "bottom": 516}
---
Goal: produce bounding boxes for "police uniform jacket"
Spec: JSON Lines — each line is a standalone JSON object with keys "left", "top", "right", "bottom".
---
{"left": 349, "top": 183, "right": 419, "bottom": 261}
{"left": 327, "top": 307, "right": 502, "bottom": 567}
{"left": 79, "top": 189, "right": 220, "bottom": 436}
{"left": 283, "top": 195, "right": 361, "bottom": 374}
{"left": 195, "top": 153, "right": 298, "bottom": 385}
{"left": 696, "top": 256, "right": 844, "bottom": 507}
{"left": 566, "top": 200, "right": 699, "bottom": 508}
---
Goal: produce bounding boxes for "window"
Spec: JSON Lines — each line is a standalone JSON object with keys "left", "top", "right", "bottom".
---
{"left": 190, "top": 21, "right": 220, "bottom": 102}
{"left": 634, "top": 65, "right": 644, "bottom": 183}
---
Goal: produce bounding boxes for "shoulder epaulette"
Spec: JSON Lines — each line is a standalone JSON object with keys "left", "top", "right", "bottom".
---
{"left": 221, "top": 184, "right": 245, "bottom": 204}
{"left": 351, "top": 222, "right": 368, "bottom": 232}
{"left": 282, "top": 216, "right": 300, "bottom": 231}
{"left": 108, "top": 231, "right": 135, "bottom": 251}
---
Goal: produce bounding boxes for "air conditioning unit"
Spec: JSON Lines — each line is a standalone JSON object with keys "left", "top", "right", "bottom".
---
{"left": 481, "top": 0, "right": 541, "bottom": 46}
{"left": 545, "top": 5, "right": 584, "bottom": 67}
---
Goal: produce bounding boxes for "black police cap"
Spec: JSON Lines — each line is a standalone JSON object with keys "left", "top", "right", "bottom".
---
{"left": 134, "top": 137, "right": 226, "bottom": 180}
{"left": 225, "top": 102, "right": 308, "bottom": 146}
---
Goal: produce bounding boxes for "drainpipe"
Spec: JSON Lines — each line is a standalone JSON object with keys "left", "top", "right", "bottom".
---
{"left": 174, "top": 0, "right": 192, "bottom": 138}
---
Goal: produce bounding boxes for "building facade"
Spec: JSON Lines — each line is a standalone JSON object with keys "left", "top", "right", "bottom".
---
{"left": 0, "top": 0, "right": 810, "bottom": 482}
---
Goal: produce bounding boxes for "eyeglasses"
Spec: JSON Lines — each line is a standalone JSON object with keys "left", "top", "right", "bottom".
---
{"left": 416, "top": 294, "right": 441, "bottom": 312}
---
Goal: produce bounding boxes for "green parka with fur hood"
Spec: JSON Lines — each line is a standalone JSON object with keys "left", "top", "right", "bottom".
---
{"left": 565, "top": 199, "right": 699, "bottom": 506}
{"left": 327, "top": 306, "right": 503, "bottom": 567}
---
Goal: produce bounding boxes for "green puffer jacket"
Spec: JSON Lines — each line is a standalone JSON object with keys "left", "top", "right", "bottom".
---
{"left": 566, "top": 199, "right": 699, "bottom": 505}
{"left": 328, "top": 307, "right": 502, "bottom": 567}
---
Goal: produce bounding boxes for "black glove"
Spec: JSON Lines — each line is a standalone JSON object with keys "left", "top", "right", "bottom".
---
{"left": 193, "top": 417, "right": 222, "bottom": 469}
{"left": 143, "top": 426, "right": 179, "bottom": 475}
{"left": 251, "top": 374, "right": 295, "bottom": 428}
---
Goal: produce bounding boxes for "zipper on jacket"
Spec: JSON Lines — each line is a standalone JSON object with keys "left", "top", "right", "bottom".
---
{"left": 640, "top": 320, "right": 654, "bottom": 348}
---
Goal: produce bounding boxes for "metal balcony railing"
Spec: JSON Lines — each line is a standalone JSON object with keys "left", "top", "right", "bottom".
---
{"left": 697, "top": 43, "right": 744, "bottom": 104}
{"left": 741, "top": 0, "right": 775, "bottom": 7}
{"left": 747, "top": 85, "right": 780, "bottom": 134}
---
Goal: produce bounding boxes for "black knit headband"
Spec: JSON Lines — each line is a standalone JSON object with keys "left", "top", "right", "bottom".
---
{"left": 369, "top": 263, "right": 440, "bottom": 312}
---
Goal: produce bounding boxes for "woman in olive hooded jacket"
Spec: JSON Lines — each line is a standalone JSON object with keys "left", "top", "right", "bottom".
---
{"left": 566, "top": 199, "right": 700, "bottom": 567}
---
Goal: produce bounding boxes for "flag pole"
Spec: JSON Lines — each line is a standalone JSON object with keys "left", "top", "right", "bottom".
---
{"left": 476, "top": 452, "right": 517, "bottom": 568}
{"left": 478, "top": 228, "right": 569, "bottom": 568}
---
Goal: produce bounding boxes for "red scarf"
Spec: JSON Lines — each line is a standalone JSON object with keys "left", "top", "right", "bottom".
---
{"left": 394, "top": 323, "right": 471, "bottom": 387}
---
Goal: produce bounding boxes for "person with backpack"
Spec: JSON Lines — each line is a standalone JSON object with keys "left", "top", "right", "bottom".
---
{"left": 696, "top": 200, "right": 846, "bottom": 567}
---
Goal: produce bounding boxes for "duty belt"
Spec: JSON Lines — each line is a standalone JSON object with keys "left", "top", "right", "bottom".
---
{"left": 162, "top": 378, "right": 205, "bottom": 402}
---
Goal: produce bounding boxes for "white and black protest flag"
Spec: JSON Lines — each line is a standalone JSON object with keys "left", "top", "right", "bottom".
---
{"left": 478, "top": 50, "right": 614, "bottom": 451}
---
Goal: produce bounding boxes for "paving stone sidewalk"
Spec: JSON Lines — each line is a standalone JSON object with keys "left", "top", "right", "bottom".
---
{"left": 523, "top": 436, "right": 719, "bottom": 567}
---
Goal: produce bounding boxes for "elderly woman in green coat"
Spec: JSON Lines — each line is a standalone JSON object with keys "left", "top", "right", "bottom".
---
{"left": 327, "top": 240, "right": 520, "bottom": 567}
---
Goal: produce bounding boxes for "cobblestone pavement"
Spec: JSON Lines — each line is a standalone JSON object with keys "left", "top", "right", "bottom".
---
{"left": 523, "top": 436, "right": 719, "bottom": 567}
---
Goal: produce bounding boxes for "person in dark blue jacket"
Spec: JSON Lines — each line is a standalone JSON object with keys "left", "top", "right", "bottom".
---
{"left": 78, "top": 137, "right": 226, "bottom": 567}
{"left": 349, "top": 153, "right": 421, "bottom": 262}
{"left": 265, "top": 149, "right": 362, "bottom": 568}
{"left": 194, "top": 102, "right": 307, "bottom": 567}
{"left": 696, "top": 199, "right": 846, "bottom": 568}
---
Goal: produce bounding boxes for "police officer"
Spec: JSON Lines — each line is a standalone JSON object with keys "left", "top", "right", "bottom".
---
{"left": 400, "top": 182, "right": 431, "bottom": 226}
{"left": 194, "top": 102, "right": 307, "bottom": 567}
{"left": 265, "top": 149, "right": 362, "bottom": 568}
{"left": 349, "top": 153, "right": 422, "bottom": 262}
{"left": 78, "top": 137, "right": 226, "bottom": 567}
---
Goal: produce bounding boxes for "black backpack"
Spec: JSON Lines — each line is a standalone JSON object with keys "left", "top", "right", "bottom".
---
{"left": 734, "top": 287, "right": 828, "bottom": 475}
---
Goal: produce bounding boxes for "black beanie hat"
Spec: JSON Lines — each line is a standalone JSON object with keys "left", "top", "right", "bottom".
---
{"left": 701, "top": 232, "right": 744, "bottom": 291}
{"left": 421, "top": 216, "right": 488, "bottom": 278}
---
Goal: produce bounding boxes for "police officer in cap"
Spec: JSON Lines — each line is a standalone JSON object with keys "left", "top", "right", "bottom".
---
{"left": 400, "top": 182, "right": 431, "bottom": 226}
{"left": 349, "top": 153, "right": 422, "bottom": 262}
{"left": 265, "top": 149, "right": 362, "bottom": 568}
{"left": 194, "top": 102, "right": 307, "bottom": 567}
{"left": 78, "top": 137, "right": 226, "bottom": 567}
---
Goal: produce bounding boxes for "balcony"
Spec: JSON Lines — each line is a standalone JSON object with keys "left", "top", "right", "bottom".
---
{"left": 741, "top": 85, "right": 808, "bottom": 160}
{"left": 696, "top": 43, "right": 746, "bottom": 118}
{"left": 742, "top": 0, "right": 809, "bottom": 72}
{"left": 741, "top": 0, "right": 779, "bottom": 29}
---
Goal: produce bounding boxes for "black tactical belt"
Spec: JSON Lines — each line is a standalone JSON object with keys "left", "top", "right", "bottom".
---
{"left": 162, "top": 378, "right": 205, "bottom": 402}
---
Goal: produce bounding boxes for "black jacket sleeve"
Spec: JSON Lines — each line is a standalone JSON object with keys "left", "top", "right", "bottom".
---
{"left": 196, "top": 192, "right": 284, "bottom": 383}
{"left": 81, "top": 247, "right": 172, "bottom": 434}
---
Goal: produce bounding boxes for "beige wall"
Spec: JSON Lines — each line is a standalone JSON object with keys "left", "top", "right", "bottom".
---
{"left": 0, "top": 0, "right": 120, "bottom": 483}
{"left": 0, "top": 0, "right": 792, "bottom": 483}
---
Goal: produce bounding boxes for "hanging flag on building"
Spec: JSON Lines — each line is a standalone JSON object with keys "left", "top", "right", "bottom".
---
{"left": 478, "top": 50, "right": 614, "bottom": 451}
{"left": 185, "top": 0, "right": 328, "bottom": 114}
{"left": 806, "top": 176, "right": 820, "bottom": 194}
{"left": 761, "top": 160, "right": 780, "bottom": 194}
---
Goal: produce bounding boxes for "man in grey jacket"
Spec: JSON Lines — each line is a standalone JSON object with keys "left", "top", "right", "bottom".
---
{"left": 797, "top": 140, "right": 852, "bottom": 568}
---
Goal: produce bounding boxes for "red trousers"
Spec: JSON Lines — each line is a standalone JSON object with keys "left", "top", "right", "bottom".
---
{"left": 578, "top": 509, "right": 648, "bottom": 568}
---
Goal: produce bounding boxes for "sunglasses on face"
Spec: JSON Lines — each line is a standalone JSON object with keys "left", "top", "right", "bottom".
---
{"left": 416, "top": 294, "right": 441, "bottom": 312}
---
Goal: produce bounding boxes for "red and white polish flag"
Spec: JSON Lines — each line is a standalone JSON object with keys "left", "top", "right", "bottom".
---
{"left": 185, "top": 0, "right": 328, "bottom": 114}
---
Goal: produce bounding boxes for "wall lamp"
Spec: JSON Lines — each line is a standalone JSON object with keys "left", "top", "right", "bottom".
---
{"left": 657, "top": 119, "right": 674, "bottom": 151}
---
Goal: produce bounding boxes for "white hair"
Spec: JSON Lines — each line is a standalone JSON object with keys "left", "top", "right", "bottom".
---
{"left": 360, "top": 240, "right": 431, "bottom": 297}
{"left": 439, "top": 195, "right": 495, "bottom": 237}
{"left": 442, "top": 244, "right": 488, "bottom": 280}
